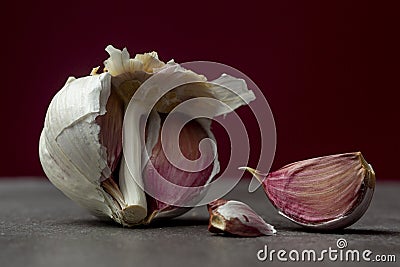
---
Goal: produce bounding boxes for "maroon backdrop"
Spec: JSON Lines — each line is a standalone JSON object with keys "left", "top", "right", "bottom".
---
{"left": 1, "top": 0, "right": 398, "bottom": 180}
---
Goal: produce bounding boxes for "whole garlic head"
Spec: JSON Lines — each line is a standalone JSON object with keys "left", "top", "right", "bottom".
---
{"left": 39, "top": 45, "right": 255, "bottom": 226}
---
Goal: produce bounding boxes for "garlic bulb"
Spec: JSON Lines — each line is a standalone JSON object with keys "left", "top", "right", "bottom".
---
{"left": 39, "top": 45, "right": 255, "bottom": 226}
{"left": 241, "top": 152, "right": 376, "bottom": 230}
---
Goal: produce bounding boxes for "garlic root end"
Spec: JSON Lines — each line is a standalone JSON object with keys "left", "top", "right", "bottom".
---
{"left": 210, "top": 214, "right": 226, "bottom": 232}
{"left": 122, "top": 205, "right": 148, "bottom": 225}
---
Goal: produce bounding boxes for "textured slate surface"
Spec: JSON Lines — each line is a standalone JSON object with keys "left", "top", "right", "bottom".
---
{"left": 0, "top": 179, "right": 399, "bottom": 267}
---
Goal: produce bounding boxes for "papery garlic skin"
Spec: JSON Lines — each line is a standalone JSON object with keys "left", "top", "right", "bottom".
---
{"left": 39, "top": 73, "right": 124, "bottom": 222}
{"left": 39, "top": 45, "right": 256, "bottom": 226}
{"left": 242, "top": 152, "right": 376, "bottom": 230}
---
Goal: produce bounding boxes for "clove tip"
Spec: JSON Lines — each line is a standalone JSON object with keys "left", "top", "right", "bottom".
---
{"left": 238, "top": 167, "right": 266, "bottom": 183}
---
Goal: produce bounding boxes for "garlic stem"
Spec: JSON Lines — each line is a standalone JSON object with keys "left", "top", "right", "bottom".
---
{"left": 118, "top": 101, "right": 149, "bottom": 225}
{"left": 119, "top": 156, "right": 147, "bottom": 224}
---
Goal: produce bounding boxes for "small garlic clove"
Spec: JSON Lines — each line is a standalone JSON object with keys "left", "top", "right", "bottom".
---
{"left": 207, "top": 199, "right": 276, "bottom": 237}
{"left": 241, "top": 152, "right": 376, "bottom": 230}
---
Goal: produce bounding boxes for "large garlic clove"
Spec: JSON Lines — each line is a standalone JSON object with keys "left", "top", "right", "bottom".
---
{"left": 208, "top": 199, "right": 276, "bottom": 237}
{"left": 143, "top": 113, "right": 215, "bottom": 219}
{"left": 241, "top": 152, "right": 376, "bottom": 230}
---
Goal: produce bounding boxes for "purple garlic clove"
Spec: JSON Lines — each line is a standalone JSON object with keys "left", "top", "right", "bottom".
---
{"left": 241, "top": 152, "right": 376, "bottom": 230}
{"left": 144, "top": 113, "right": 215, "bottom": 220}
{"left": 207, "top": 199, "right": 276, "bottom": 237}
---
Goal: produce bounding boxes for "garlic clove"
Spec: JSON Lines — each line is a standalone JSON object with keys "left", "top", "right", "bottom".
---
{"left": 241, "top": 152, "right": 376, "bottom": 230}
{"left": 208, "top": 199, "right": 276, "bottom": 237}
{"left": 143, "top": 113, "right": 215, "bottom": 218}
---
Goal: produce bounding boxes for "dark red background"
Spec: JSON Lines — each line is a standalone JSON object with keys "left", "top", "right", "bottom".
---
{"left": 1, "top": 0, "right": 398, "bottom": 180}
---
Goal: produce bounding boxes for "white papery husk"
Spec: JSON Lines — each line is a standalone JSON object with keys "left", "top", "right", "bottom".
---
{"left": 39, "top": 45, "right": 256, "bottom": 226}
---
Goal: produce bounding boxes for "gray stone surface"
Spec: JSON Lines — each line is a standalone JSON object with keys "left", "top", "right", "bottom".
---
{"left": 0, "top": 179, "right": 399, "bottom": 267}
